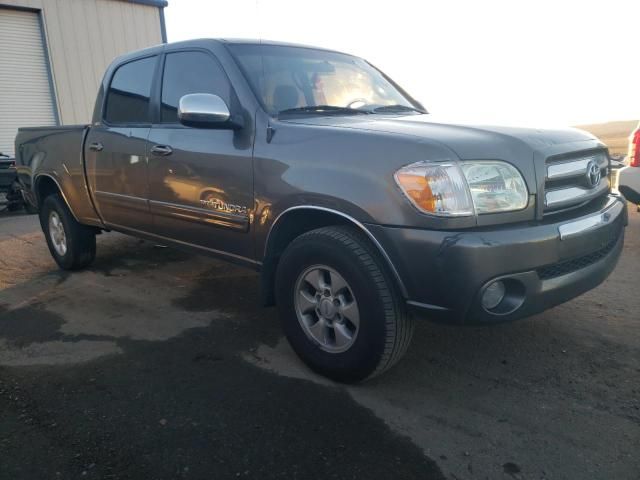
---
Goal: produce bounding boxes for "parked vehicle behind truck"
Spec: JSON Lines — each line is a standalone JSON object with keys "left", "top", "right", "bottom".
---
{"left": 14, "top": 39, "right": 627, "bottom": 382}
{"left": 0, "top": 152, "right": 32, "bottom": 212}
{"left": 0, "top": 152, "right": 15, "bottom": 198}
{"left": 618, "top": 121, "right": 640, "bottom": 207}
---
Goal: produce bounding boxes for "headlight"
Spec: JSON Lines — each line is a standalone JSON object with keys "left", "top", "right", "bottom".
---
{"left": 394, "top": 160, "right": 528, "bottom": 216}
{"left": 460, "top": 161, "right": 529, "bottom": 214}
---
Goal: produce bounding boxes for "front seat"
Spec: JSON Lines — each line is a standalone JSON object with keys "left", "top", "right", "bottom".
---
{"left": 272, "top": 85, "right": 300, "bottom": 112}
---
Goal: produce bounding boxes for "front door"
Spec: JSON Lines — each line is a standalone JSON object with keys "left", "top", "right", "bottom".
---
{"left": 147, "top": 50, "right": 254, "bottom": 260}
{"left": 85, "top": 55, "right": 157, "bottom": 232}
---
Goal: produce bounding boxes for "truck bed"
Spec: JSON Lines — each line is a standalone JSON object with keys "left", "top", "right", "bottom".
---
{"left": 15, "top": 125, "right": 102, "bottom": 225}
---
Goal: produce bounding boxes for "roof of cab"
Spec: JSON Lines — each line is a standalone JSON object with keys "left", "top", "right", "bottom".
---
{"left": 111, "top": 38, "right": 346, "bottom": 66}
{"left": 219, "top": 38, "right": 341, "bottom": 52}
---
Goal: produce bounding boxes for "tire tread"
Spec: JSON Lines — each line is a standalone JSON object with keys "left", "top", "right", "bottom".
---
{"left": 291, "top": 225, "right": 414, "bottom": 380}
{"left": 40, "top": 193, "right": 96, "bottom": 270}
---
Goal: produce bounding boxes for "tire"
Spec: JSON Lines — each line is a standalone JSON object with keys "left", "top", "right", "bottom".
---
{"left": 39, "top": 193, "right": 96, "bottom": 270}
{"left": 275, "top": 225, "right": 414, "bottom": 383}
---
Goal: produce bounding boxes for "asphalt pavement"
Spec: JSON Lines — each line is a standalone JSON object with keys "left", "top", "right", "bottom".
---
{"left": 0, "top": 207, "right": 638, "bottom": 479}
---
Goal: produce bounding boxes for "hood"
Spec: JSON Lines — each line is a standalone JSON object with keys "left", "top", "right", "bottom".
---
{"left": 282, "top": 114, "right": 600, "bottom": 161}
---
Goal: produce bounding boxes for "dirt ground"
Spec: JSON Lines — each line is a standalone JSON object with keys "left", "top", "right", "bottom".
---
{"left": 0, "top": 207, "right": 638, "bottom": 480}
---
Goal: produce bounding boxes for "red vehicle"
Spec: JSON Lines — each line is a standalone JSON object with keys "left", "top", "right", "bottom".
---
{"left": 619, "top": 122, "right": 640, "bottom": 207}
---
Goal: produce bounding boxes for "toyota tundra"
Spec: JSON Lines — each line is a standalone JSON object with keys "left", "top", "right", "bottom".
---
{"left": 14, "top": 39, "right": 627, "bottom": 382}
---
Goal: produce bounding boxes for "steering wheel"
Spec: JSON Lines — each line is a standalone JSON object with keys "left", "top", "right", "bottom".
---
{"left": 346, "top": 98, "right": 368, "bottom": 109}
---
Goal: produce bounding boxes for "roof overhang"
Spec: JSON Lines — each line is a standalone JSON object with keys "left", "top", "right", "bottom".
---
{"left": 121, "top": 0, "right": 168, "bottom": 42}
{"left": 125, "top": 0, "right": 168, "bottom": 8}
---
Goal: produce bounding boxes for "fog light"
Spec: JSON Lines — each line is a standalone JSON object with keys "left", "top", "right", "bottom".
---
{"left": 482, "top": 281, "right": 506, "bottom": 310}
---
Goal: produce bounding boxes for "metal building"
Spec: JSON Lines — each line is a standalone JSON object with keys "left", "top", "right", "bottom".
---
{"left": 0, "top": 0, "right": 167, "bottom": 155}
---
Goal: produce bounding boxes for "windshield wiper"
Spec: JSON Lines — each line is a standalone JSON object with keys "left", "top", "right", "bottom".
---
{"left": 370, "top": 104, "right": 426, "bottom": 114}
{"left": 278, "top": 105, "right": 370, "bottom": 116}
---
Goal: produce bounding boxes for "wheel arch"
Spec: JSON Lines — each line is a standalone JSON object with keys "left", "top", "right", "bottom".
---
{"left": 260, "top": 206, "right": 408, "bottom": 306}
{"left": 34, "top": 174, "right": 79, "bottom": 221}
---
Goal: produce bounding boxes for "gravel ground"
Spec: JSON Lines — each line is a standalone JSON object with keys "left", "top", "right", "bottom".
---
{"left": 0, "top": 208, "right": 638, "bottom": 480}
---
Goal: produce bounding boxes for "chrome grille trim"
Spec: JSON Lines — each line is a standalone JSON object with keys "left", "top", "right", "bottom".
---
{"left": 545, "top": 179, "right": 609, "bottom": 209}
{"left": 543, "top": 151, "right": 610, "bottom": 213}
{"left": 546, "top": 154, "right": 607, "bottom": 180}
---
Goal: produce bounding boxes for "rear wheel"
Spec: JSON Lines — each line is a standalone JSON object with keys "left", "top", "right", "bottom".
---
{"left": 40, "top": 194, "right": 96, "bottom": 270}
{"left": 276, "top": 225, "right": 414, "bottom": 383}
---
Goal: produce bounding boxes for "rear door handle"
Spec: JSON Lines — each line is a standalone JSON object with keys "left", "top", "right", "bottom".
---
{"left": 89, "top": 142, "right": 103, "bottom": 152}
{"left": 150, "top": 145, "right": 173, "bottom": 156}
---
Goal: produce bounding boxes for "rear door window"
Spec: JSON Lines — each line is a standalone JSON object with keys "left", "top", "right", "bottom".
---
{"left": 104, "top": 56, "right": 156, "bottom": 124}
{"left": 160, "top": 51, "right": 231, "bottom": 123}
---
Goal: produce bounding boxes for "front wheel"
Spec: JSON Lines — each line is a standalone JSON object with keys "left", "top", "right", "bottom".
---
{"left": 275, "top": 226, "right": 414, "bottom": 383}
{"left": 40, "top": 194, "right": 96, "bottom": 270}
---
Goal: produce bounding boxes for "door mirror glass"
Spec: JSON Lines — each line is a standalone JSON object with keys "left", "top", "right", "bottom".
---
{"left": 178, "top": 93, "right": 232, "bottom": 128}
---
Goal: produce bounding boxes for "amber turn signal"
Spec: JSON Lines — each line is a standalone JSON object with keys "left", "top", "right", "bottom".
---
{"left": 394, "top": 161, "right": 474, "bottom": 216}
{"left": 395, "top": 172, "right": 437, "bottom": 213}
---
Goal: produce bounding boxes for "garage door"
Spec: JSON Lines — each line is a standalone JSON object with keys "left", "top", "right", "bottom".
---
{"left": 0, "top": 7, "right": 57, "bottom": 157}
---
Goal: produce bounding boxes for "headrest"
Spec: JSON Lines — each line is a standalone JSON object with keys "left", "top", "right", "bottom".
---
{"left": 273, "top": 85, "right": 300, "bottom": 112}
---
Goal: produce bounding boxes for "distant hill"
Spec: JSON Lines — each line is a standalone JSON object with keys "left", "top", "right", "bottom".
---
{"left": 575, "top": 120, "right": 638, "bottom": 156}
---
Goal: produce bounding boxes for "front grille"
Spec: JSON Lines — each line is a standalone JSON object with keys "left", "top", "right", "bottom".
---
{"left": 543, "top": 150, "right": 610, "bottom": 215}
{"left": 536, "top": 227, "right": 621, "bottom": 280}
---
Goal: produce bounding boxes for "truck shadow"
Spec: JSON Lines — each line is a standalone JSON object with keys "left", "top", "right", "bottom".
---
{"left": 1, "top": 222, "right": 638, "bottom": 479}
{"left": 0, "top": 238, "right": 446, "bottom": 480}
{"left": 2, "top": 223, "right": 637, "bottom": 385}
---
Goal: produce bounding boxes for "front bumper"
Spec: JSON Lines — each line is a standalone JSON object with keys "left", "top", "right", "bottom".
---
{"left": 367, "top": 194, "right": 627, "bottom": 324}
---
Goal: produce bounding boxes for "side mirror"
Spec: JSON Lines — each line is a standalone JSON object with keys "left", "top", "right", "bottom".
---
{"left": 178, "top": 93, "right": 240, "bottom": 129}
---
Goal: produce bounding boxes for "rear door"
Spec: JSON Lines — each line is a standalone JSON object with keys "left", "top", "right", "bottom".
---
{"left": 147, "top": 49, "right": 254, "bottom": 260}
{"left": 85, "top": 55, "right": 158, "bottom": 232}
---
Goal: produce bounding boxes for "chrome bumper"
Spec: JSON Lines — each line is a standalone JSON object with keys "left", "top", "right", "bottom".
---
{"left": 558, "top": 196, "right": 625, "bottom": 240}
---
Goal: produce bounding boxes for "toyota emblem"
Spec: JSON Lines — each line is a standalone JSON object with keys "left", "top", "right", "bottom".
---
{"left": 586, "top": 160, "right": 601, "bottom": 188}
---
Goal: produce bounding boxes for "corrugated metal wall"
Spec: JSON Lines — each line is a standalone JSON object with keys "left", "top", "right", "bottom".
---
{"left": 0, "top": 0, "right": 163, "bottom": 125}
{"left": 0, "top": 7, "right": 57, "bottom": 156}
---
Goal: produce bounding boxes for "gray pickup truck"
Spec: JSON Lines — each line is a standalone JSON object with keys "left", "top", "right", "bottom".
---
{"left": 15, "top": 39, "right": 627, "bottom": 382}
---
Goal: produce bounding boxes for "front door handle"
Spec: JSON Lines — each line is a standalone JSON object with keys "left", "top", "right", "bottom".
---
{"left": 89, "top": 142, "right": 104, "bottom": 152}
{"left": 150, "top": 145, "right": 173, "bottom": 156}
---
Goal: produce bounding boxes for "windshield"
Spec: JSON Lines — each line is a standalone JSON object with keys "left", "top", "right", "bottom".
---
{"left": 227, "top": 44, "right": 422, "bottom": 115}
